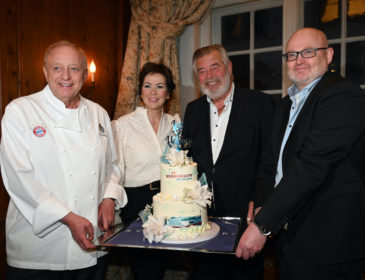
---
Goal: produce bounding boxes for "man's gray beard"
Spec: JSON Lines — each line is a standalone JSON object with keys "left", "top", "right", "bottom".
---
{"left": 200, "top": 72, "right": 231, "bottom": 100}
{"left": 287, "top": 70, "right": 309, "bottom": 86}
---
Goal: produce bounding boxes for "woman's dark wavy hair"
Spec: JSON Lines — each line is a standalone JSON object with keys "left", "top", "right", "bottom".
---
{"left": 138, "top": 62, "right": 175, "bottom": 96}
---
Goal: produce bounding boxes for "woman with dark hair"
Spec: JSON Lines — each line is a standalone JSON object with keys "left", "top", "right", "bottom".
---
{"left": 112, "top": 62, "right": 179, "bottom": 280}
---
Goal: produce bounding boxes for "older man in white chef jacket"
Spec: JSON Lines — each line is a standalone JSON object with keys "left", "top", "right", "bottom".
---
{"left": 0, "top": 40, "right": 127, "bottom": 280}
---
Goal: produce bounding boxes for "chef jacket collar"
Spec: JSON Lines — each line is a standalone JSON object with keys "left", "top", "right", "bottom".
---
{"left": 44, "top": 85, "right": 84, "bottom": 132}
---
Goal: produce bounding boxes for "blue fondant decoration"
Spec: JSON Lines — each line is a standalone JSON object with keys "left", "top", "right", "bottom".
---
{"left": 167, "top": 120, "right": 183, "bottom": 151}
{"left": 161, "top": 145, "right": 170, "bottom": 164}
{"left": 199, "top": 173, "right": 208, "bottom": 186}
{"left": 165, "top": 215, "right": 202, "bottom": 227}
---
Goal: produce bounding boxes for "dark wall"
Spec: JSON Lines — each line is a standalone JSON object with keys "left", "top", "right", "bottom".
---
{"left": 0, "top": 0, "right": 131, "bottom": 274}
{"left": 1, "top": 0, "right": 131, "bottom": 117}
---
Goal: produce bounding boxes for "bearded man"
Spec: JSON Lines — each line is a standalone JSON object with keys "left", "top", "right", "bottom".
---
{"left": 182, "top": 44, "right": 275, "bottom": 280}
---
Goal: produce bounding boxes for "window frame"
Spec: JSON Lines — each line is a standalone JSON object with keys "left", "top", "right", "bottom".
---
{"left": 301, "top": 0, "right": 365, "bottom": 87}
{"left": 211, "top": 0, "right": 283, "bottom": 94}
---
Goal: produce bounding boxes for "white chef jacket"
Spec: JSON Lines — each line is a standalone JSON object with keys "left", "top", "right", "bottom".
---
{"left": 0, "top": 85, "right": 127, "bottom": 270}
{"left": 111, "top": 107, "right": 180, "bottom": 188}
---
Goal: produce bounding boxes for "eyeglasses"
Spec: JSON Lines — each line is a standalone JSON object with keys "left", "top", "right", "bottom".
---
{"left": 282, "top": 48, "right": 328, "bottom": 62}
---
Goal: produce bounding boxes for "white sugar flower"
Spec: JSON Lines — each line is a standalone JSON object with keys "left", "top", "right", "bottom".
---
{"left": 142, "top": 215, "right": 173, "bottom": 243}
{"left": 165, "top": 149, "right": 191, "bottom": 166}
{"left": 183, "top": 181, "right": 212, "bottom": 207}
{"left": 138, "top": 204, "right": 152, "bottom": 223}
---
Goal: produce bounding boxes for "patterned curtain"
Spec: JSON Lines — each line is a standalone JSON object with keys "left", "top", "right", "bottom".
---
{"left": 114, "top": 0, "right": 212, "bottom": 119}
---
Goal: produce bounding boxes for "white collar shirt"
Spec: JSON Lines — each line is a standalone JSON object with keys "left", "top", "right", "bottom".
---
{"left": 208, "top": 83, "right": 235, "bottom": 164}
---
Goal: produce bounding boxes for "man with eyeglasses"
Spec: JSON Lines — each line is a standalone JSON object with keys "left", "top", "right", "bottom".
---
{"left": 236, "top": 27, "right": 365, "bottom": 279}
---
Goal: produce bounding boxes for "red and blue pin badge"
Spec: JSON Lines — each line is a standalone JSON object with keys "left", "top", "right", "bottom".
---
{"left": 32, "top": 126, "right": 47, "bottom": 137}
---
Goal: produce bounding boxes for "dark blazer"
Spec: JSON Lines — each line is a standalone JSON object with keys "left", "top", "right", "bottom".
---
{"left": 255, "top": 71, "right": 365, "bottom": 264}
{"left": 183, "top": 86, "right": 275, "bottom": 218}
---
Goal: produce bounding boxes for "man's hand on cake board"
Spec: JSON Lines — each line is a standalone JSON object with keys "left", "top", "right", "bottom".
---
{"left": 61, "top": 212, "right": 97, "bottom": 250}
{"left": 236, "top": 203, "right": 267, "bottom": 260}
{"left": 98, "top": 198, "right": 116, "bottom": 232}
{"left": 235, "top": 222, "right": 267, "bottom": 260}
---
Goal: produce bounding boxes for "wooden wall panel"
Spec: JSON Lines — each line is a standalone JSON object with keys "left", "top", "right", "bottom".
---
{"left": 0, "top": 0, "right": 131, "bottom": 276}
{"left": 18, "top": 0, "right": 130, "bottom": 116}
{"left": 0, "top": 0, "right": 19, "bottom": 274}
{"left": 0, "top": 0, "right": 20, "bottom": 114}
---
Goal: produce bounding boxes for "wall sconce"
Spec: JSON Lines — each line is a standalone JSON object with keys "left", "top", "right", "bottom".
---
{"left": 90, "top": 60, "right": 96, "bottom": 86}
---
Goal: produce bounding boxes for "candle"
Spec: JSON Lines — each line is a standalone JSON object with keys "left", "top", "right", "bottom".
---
{"left": 90, "top": 60, "right": 96, "bottom": 82}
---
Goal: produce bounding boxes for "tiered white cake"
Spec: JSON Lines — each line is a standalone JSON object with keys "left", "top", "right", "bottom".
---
{"left": 154, "top": 158, "right": 208, "bottom": 226}
{"left": 141, "top": 149, "right": 213, "bottom": 243}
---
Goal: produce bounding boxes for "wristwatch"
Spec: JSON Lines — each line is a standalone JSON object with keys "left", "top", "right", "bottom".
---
{"left": 253, "top": 220, "right": 272, "bottom": 236}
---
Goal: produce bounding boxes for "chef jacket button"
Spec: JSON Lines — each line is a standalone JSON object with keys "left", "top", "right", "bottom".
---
{"left": 93, "top": 147, "right": 97, "bottom": 151}
{"left": 92, "top": 171, "right": 96, "bottom": 175}
{"left": 74, "top": 199, "right": 78, "bottom": 204}
{"left": 69, "top": 173, "right": 73, "bottom": 177}
{"left": 88, "top": 125, "right": 92, "bottom": 129}
{"left": 91, "top": 196, "right": 95, "bottom": 200}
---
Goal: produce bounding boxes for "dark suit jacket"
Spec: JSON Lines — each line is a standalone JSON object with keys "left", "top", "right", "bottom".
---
{"left": 182, "top": 86, "right": 275, "bottom": 218}
{"left": 255, "top": 71, "right": 365, "bottom": 264}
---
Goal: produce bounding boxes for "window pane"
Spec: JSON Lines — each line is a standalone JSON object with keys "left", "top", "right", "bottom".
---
{"left": 329, "top": 44, "right": 341, "bottom": 72}
{"left": 254, "top": 51, "right": 282, "bottom": 90}
{"left": 222, "top": 13, "right": 250, "bottom": 51}
{"left": 255, "top": 7, "right": 282, "bottom": 48}
{"left": 303, "top": 0, "right": 341, "bottom": 39}
{"left": 347, "top": 1, "right": 365, "bottom": 37}
{"left": 346, "top": 41, "right": 365, "bottom": 85}
{"left": 230, "top": 55, "right": 250, "bottom": 88}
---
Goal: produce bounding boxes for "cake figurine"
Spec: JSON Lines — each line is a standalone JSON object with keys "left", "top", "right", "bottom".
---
{"left": 139, "top": 121, "right": 214, "bottom": 243}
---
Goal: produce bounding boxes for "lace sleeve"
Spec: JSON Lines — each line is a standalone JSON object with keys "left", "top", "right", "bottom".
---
{"left": 111, "top": 119, "right": 126, "bottom": 187}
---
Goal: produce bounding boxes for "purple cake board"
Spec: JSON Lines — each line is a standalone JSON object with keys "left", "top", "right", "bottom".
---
{"left": 99, "top": 217, "right": 242, "bottom": 254}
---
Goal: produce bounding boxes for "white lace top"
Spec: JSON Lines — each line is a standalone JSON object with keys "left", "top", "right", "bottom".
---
{"left": 111, "top": 107, "right": 180, "bottom": 188}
